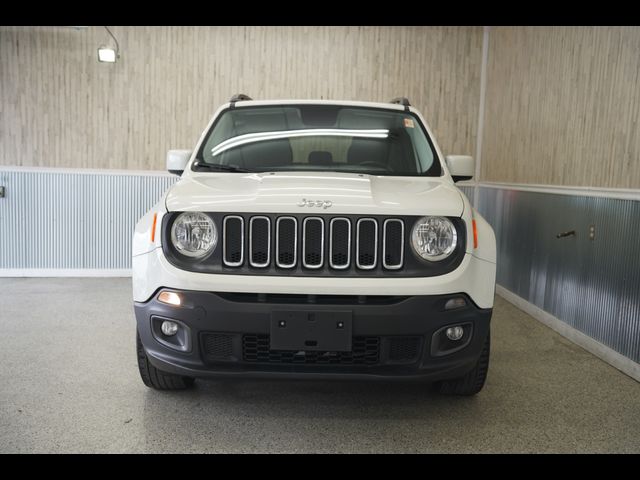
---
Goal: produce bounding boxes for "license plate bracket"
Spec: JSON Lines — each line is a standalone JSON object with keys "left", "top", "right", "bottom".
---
{"left": 270, "top": 310, "right": 352, "bottom": 352}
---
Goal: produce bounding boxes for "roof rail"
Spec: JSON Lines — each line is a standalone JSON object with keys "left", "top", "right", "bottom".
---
{"left": 229, "top": 93, "right": 253, "bottom": 107}
{"left": 390, "top": 97, "right": 411, "bottom": 106}
{"left": 390, "top": 97, "right": 411, "bottom": 111}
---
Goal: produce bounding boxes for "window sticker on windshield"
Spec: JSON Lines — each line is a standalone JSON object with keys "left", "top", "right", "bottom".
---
{"left": 404, "top": 118, "right": 414, "bottom": 128}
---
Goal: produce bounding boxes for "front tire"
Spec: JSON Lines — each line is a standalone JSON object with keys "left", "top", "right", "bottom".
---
{"left": 435, "top": 330, "right": 490, "bottom": 396}
{"left": 136, "top": 332, "right": 195, "bottom": 390}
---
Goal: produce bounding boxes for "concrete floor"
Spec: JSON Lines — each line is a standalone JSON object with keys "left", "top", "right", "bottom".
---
{"left": 0, "top": 278, "right": 638, "bottom": 453}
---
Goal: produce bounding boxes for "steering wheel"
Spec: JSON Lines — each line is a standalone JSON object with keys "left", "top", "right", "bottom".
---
{"left": 357, "top": 160, "right": 394, "bottom": 172}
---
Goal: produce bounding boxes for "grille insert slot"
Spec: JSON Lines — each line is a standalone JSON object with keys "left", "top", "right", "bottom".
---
{"left": 356, "top": 218, "right": 378, "bottom": 269}
{"left": 329, "top": 218, "right": 351, "bottom": 269}
{"left": 302, "top": 217, "right": 324, "bottom": 269}
{"left": 249, "top": 216, "right": 271, "bottom": 268}
{"left": 222, "top": 216, "right": 244, "bottom": 267}
{"left": 276, "top": 217, "right": 297, "bottom": 268}
{"left": 383, "top": 219, "right": 404, "bottom": 270}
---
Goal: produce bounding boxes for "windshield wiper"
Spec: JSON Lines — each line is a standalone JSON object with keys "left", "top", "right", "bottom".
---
{"left": 193, "top": 161, "right": 253, "bottom": 173}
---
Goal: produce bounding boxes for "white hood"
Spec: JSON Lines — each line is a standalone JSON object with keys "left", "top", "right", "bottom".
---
{"left": 165, "top": 171, "right": 464, "bottom": 217}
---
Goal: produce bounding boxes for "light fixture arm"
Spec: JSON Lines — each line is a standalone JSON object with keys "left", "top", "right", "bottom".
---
{"left": 103, "top": 26, "right": 120, "bottom": 57}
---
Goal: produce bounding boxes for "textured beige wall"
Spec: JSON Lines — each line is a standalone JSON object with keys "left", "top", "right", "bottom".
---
{"left": 0, "top": 26, "right": 482, "bottom": 170}
{"left": 481, "top": 26, "right": 640, "bottom": 189}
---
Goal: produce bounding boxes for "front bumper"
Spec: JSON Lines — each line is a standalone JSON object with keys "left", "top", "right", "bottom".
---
{"left": 133, "top": 248, "right": 497, "bottom": 309}
{"left": 135, "top": 289, "right": 492, "bottom": 382}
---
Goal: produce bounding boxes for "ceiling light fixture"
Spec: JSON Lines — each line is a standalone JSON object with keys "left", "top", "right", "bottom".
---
{"left": 97, "top": 26, "right": 120, "bottom": 63}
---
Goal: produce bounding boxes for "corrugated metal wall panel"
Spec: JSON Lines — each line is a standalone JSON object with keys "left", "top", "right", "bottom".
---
{"left": 476, "top": 186, "right": 640, "bottom": 364}
{"left": 0, "top": 170, "right": 176, "bottom": 269}
{"left": 458, "top": 185, "right": 475, "bottom": 201}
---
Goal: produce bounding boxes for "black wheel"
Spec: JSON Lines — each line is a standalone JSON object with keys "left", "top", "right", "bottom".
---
{"left": 136, "top": 331, "right": 195, "bottom": 390}
{"left": 434, "top": 330, "right": 490, "bottom": 396}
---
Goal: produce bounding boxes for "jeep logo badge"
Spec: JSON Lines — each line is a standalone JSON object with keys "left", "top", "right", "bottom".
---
{"left": 297, "top": 198, "right": 333, "bottom": 209}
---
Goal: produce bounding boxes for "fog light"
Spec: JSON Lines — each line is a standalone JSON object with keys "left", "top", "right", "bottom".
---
{"left": 445, "top": 297, "right": 467, "bottom": 310}
{"left": 158, "top": 291, "right": 182, "bottom": 306}
{"left": 445, "top": 326, "right": 465, "bottom": 341}
{"left": 161, "top": 320, "right": 179, "bottom": 336}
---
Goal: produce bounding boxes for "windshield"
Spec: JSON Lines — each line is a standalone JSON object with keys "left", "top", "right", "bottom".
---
{"left": 195, "top": 105, "right": 441, "bottom": 176}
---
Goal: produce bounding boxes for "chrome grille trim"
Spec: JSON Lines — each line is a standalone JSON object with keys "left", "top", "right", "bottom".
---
{"left": 382, "top": 218, "right": 404, "bottom": 270}
{"left": 329, "top": 217, "right": 351, "bottom": 270}
{"left": 302, "top": 217, "right": 324, "bottom": 269}
{"left": 275, "top": 216, "right": 297, "bottom": 269}
{"left": 222, "top": 215, "right": 244, "bottom": 267}
{"left": 222, "top": 215, "right": 404, "bottom": 272}
{"left": 249, "top": 216, "right": 271, "bottom": 268}
{"left": 356, "top": 218, "right": 378, "bottom": 270}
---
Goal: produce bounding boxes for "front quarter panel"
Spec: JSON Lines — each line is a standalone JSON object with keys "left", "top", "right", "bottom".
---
{"left": 456, "top": 189, "right": 497, "bottom": 263}
{"left": 132, "top": 198, "right": 167, "bottom": 257}
{"left": 472, "top": 210, "right": 497, "bottom": 264}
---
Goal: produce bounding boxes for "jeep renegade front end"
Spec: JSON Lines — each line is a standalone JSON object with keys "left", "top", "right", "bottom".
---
{"left": 132, "top": 96, "right": 496, "bottom": 395}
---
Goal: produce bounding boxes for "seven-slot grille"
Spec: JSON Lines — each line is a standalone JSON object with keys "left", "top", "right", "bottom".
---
{"left": 222, "top": 215, "right": 405, "bottom": 271}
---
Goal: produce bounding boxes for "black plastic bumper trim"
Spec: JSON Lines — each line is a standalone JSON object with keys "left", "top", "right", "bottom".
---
{"left": 135, "top": 289, "right": 492, "bottom": 381}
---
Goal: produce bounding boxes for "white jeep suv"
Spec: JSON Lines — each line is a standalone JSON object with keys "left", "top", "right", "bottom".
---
{"left": 132, "top": 95, "right": 496, "bottom": 395}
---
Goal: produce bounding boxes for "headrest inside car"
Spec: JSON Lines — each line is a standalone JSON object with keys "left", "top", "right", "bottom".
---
{"left": 308, "top": 151, "right": 333, "bottom": 165}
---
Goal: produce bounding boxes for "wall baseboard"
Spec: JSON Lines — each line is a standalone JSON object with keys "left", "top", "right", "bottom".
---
{"left": 496, "top": 285, "right": 640, "bottom": 383}
{"left": 0, "top": 269, "right": 131, "bottom": 277}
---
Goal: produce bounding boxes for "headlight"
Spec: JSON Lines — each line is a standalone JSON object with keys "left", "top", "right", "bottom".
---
{"left": 170, "top": 212, "right": 218, "bottom": 258}
{"left": 411, "top": 216, "right": 457, "bottom": 261}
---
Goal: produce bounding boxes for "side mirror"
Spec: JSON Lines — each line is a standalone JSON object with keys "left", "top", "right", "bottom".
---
{"left": 445, "top": 155, "right": 474, "bottom": 182}
{"left": 166, "top": 150, "right": 192, "bottom": 176}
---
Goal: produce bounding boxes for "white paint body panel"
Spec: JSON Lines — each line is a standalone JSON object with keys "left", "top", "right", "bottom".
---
{"left": 132, "top": 99, "right": 496, "bottom": 308}
{"left": 132, "top": 198, "right": 166, "bottom": 257}
{"left": 133, "top": 247, "right": 496, "bottom": 309}
{"left": 166, "top": 172, "right": 465, "bottom": 217}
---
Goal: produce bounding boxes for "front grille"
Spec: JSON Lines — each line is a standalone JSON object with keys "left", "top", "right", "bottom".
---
{"left": 243, "top": 335, "right": 380, "bottom": 365}
{"left": 220, "top": 214, "right": 404, "bottom": 272}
